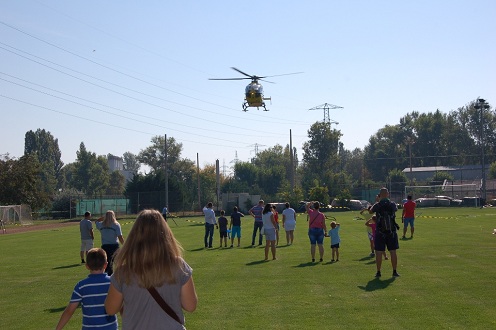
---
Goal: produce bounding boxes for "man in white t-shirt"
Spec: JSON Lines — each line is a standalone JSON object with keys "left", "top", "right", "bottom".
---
{"left": 203, "top": 202, "right": 217, "bottom": 248}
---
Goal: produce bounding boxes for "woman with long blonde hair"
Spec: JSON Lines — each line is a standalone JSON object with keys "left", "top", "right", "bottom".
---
{"left": 95, "top": 210, "right": 124, "bottom": 275}
{"left": 105, "top": 209, "right": 197, "bottom": 329}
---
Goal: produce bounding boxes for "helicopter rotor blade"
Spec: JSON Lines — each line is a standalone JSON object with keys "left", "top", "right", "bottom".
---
{"left": 260, "top": 79, "right": 275, "bottom": 84}
{"left": 263, "top": 71, "right": 304, "bottom": 78}
{"left": 231, "top": 67, "right": 255, "bottom": 78}
{"left": 208, "top": 77, "right": 252, "bottom": 81}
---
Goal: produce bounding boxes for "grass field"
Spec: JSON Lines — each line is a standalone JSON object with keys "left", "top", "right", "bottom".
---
{"left": 0, "top": 207, "right": 495, "bottom": 329}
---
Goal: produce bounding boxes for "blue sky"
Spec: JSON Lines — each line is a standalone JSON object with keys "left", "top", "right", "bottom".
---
{"left": 1, "top": 1, "right": 495, "bottom": 173}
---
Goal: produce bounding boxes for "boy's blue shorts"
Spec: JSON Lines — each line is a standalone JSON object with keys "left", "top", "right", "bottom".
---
{"left": 231, "top": 226, "right": 241, "bottom": 238}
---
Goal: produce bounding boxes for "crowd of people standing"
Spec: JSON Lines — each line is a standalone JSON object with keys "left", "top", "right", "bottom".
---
{"left": 202, "top": 187, "right": 413, "bottom": 277}
{"left": 63, "top": 187, "right": 412, "bottom": 328}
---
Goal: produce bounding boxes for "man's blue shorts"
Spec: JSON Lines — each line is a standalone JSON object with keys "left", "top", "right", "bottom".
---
{"left": 308, "top": 228, "right": 325, "bottom": 245}
{"left": 403, "top": 217, "right": 414, "bottom": 228}
{"left": 231, "top": 226, "right": 241, "bottom": 238}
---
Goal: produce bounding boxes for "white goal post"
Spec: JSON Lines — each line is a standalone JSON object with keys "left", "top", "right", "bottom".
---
{"left": 404, "top": 183, "right": 478, "bottom": 200}
{"left": 0, "top": 204, "right": 33, "bottom": 225}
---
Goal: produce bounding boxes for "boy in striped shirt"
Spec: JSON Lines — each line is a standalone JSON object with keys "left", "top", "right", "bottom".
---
{"left": 56, "top": 248, "right": 117, "bottom": 329}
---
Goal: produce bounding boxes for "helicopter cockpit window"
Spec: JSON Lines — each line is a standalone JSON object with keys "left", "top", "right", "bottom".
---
{"left": 246, "top": 84, "right": 263, "bottom": 93}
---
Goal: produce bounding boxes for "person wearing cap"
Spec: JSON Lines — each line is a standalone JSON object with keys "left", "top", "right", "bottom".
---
{"left": 249, "top": 200, "right": 265, "bottom": 247}
{"left": 79, "top": 211, "right": 94, "bottom": 264}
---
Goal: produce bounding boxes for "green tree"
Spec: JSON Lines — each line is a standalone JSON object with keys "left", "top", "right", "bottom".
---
{"left": 138, "top": 136, "right": 183, "bottom": 172}
{"left": 277, "top": 184, "right": 304, "bottom": 209}
{"left": 252, "top": 145, "right": 289, "bottom": 199}
{"left": 127, "top": 136, "right": 196, "bottom": 211}
{"left": 327, "top": 171, "right": 353, "bottom": 200}
{"left": 428, "top": 171, "right": 454, "bottom": 185}
{"left": 387, "top": 168, "right": 408, "bottom": 197}
{"left": 72, "top": 143, "right": 110, "bottom": 196}
{"left": 0, "top": 154, "right": 49, "bottom": 210}
{"left": 123, "top": 151, "right": 141, "bottom": 174}
{"left": 489, "top": 161, "right": 496, "bottom": 179}
{"left": 107, "top": 171, "right": 126, "bottom": 195}
{"left": 302, "top": 122, "right": 342, "bottom": 174}
{"left": 24, "top": 128, "right": 64, "bottom": 192}
{"left": 308, "top": 180, "right": 329, "bottom": 205}
{"left": 232, "top": 162, "right": 258, "bottom": 191}
{"left": 199, "top": 164, "right": 217, "bottom": 206}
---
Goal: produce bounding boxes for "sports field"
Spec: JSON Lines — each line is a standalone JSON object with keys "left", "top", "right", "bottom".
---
{"left": 0, "top": 207, "right": 495, "bottom": 329}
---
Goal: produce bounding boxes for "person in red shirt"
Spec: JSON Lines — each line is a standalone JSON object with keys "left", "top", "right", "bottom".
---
{"left": 271, "top": 205, "right": 280, "bottom": 247}
{"left": 402, "top": 195, "right": 416, "bottom": 239}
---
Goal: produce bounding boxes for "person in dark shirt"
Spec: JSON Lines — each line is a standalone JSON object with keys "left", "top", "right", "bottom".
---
{"left": 229, "top": 206, "right": 244, "bottom": 247}
{"left": 218, "top": 210, "right": 228, "bottom": 248}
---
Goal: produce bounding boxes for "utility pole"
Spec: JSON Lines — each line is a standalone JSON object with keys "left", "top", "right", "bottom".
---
{"left": 290, "top": 129, "right": 295, "bottom": 191}
{"left": 164, "top": 134, "right": 168, "bottom": 211}
{"left": 309, "top": 103, "right": 343, "bottom": 126}
{"left": 406, "top": 136, "right": 415, "bottom": 186}
{"left": 248, "top": 143, "right": 266, "bottom": 156}
{"left": 197, "top": 153, "right": 201, "bottom": 211}
{"left": 475, "top": 98, "right": 490, "bottom": 204}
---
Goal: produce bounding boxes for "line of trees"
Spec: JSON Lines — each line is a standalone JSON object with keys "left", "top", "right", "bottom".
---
{"left": 1, "top": 98, "right": 494, "bottom": 214}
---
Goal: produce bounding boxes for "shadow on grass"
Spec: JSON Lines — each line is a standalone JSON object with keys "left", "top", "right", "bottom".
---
{"left": 242, "top": 245, "right": 263, "bottom": 249}
{"left": 189, "top": 247, "right": 206, "bottom": 252}
{"left": 52, "top": 263, "right": 81, "bottom": 270}
{"left": 246, "top": 260, "right": 269, "bottom": 266}
{"left": 358, "top": 277, "right": 396, "bottom": 291}
{"left": 188, "top": 223, "right": 205, "bottom": 227}
{"left": 323, "top": 260, "right": 340, "bottom": 265}
{"left": 293, "top": 262, "right": 320, "bottom": 268}
{"left": 45, "top": 306, "right": 69, "bottom": 313}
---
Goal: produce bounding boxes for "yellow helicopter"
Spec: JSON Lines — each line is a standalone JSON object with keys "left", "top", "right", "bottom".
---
{"left": 209, "top": 67, "right": 302, "bottom": 112}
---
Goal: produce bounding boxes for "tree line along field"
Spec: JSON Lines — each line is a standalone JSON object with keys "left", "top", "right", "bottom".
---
{"left": 6, "top": 100, "right": 496, "bottom": 221}
{"left": 0, "top": 207, "right": 495, "bottom": 329}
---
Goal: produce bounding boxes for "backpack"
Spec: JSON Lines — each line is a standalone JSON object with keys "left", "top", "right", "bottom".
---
{"left": 376, "top": 200, "right": 398, "bottom": 235}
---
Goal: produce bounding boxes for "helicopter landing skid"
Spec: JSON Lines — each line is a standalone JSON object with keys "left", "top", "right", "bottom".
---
{"left": 242, "top": 102, "right": 269, "bottom": 111}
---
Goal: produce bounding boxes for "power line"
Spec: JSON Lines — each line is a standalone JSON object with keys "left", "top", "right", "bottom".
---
{"left": 0, "top": 23, "right": 311, "bottom": 126}
{"left": 0, "top": 73, "right": 284, "bottom": 144}
{"left": 0, "top": 94, "right": 248, "bottom": 150}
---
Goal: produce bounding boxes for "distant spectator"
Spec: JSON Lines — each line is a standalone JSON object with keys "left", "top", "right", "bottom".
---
{"left": 203, "top": 202, "right": 216, "bottom": 248}
{"left": 262, "top": 203, "right": 277, "bottom": 261}
{"left": 95, "top": 210, "right": 124, "bottom": 276}
{"left": 282, "top": 202, "right": 296, "bottom": 245}
{"left": 79, "top": 211, "right": 94, "bottom": 264}
{"left": 272, "top": 205, "right": 280, "bottom": 246}
{"left": 249, "top": 200, "right": 265, "bottom": 247}
{"left": 306, "top": 201, "right": 327, "bottom": 263}
{"left": 370, "top": 187, "right": 400, "bottom": 278}
{"left": 328, "top": 221, "right": 341, "bottom": 262}
{"left": 402, "top": 195, "right": 416, "bottom": 239}
{"left": 229, "top": 206, "right": 244, "bottom": 247}
{"left": 218, "top": 210, "right": 228, "bottom": 248}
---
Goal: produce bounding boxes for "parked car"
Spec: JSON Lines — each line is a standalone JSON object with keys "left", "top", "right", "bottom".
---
{"left": 434, "top": 196, "right": 463, "bottom": 206}
{"left": 414, "top": 197, "right": 450, "bottom": 207}
{"left": 359, "top": 200, "right": 371, "bottom": 209}
{"left": 296, "top": 201, "right": 327, "bottom": 212}
{"left": 331, "top": 199, "right": 363, "bottom": 211}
